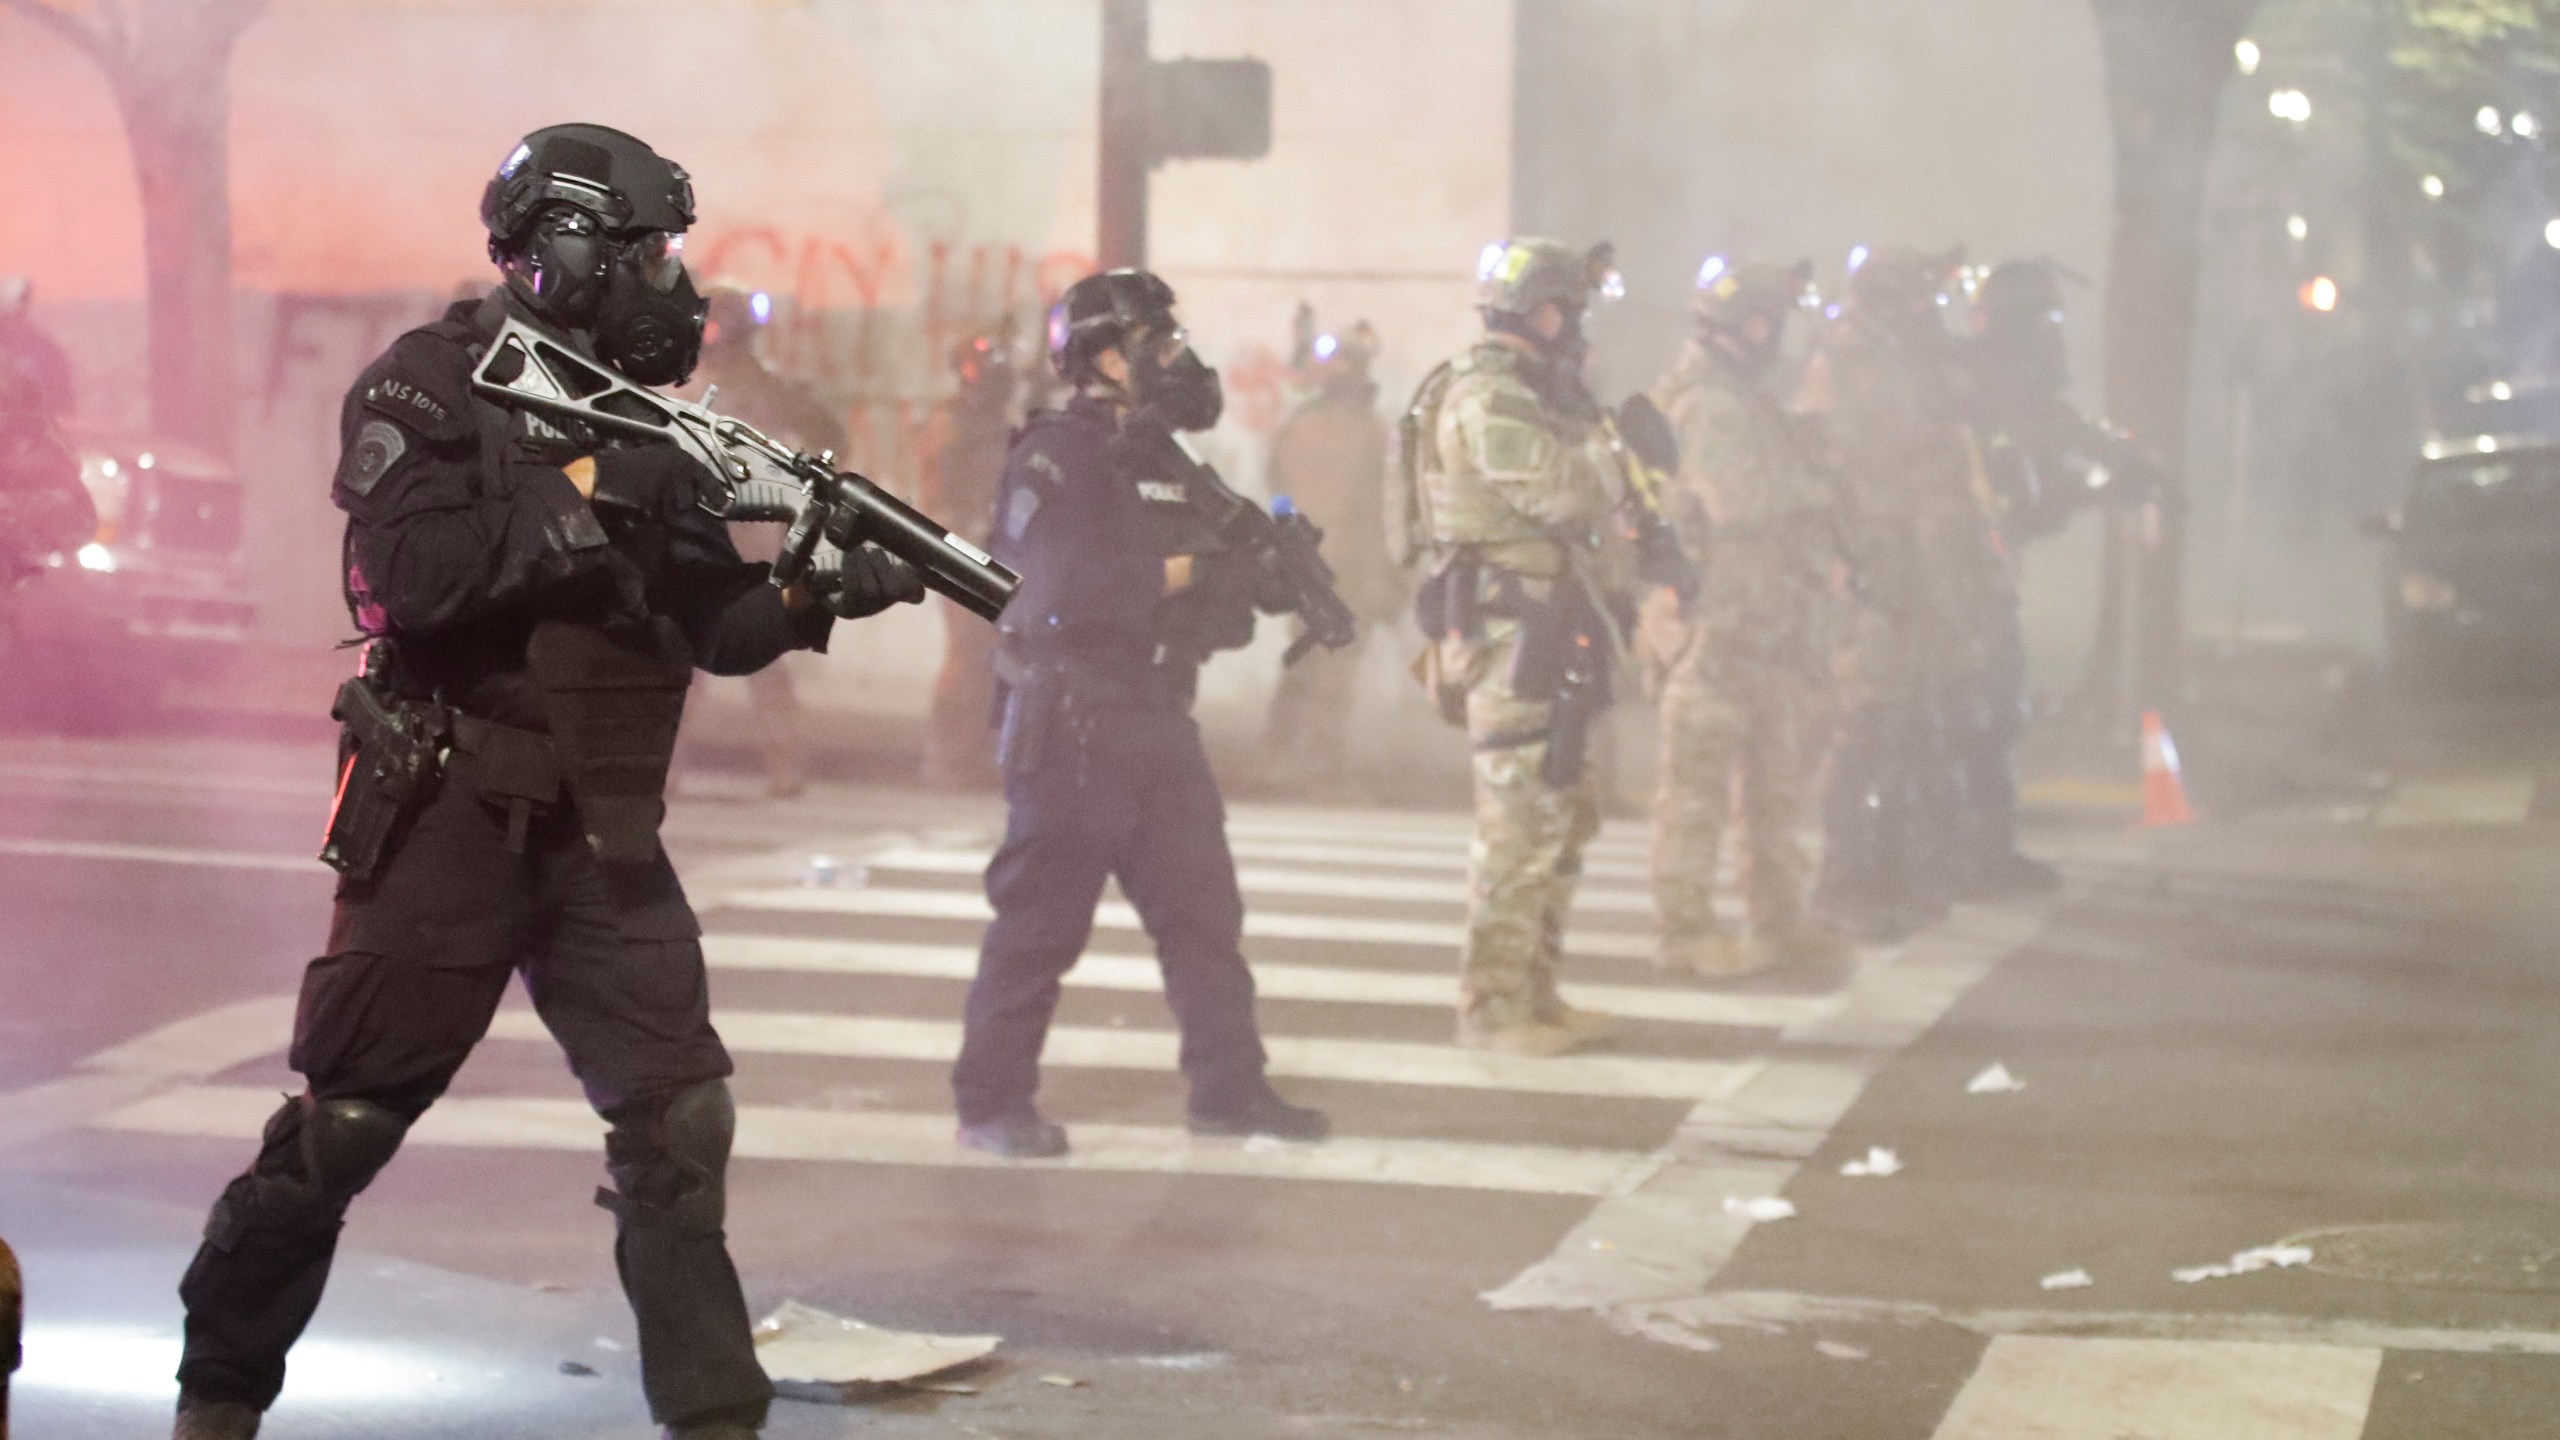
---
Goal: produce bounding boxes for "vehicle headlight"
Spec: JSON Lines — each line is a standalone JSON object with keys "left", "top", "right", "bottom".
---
{"left": 75, "top": 542, "right": 119, "bottom": 574}
{"left": 2399, "top": 571, "right": 2457, "bottom": 612}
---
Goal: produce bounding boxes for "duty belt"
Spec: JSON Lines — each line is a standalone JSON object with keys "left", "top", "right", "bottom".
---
{"left": 448, "top": 713, "right": 564, "bottom": 855}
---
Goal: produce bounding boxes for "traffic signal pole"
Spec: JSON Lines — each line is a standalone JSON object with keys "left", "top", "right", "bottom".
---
{"left": 1099, "top": 0, "right": 1151, "bottom": 269}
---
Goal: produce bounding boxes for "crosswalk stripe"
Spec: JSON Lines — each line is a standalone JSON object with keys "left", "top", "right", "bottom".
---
{"left": 703, "top": 935, "right": 1841, "bottom": 1031}
{"left": 858, "top": 845, "right": 1654, "bottom": 914}
{"left": 1931, "top": 1336, "right": 2379, "bottom": 1440}
{"left": 1227, "top": 836, "right": 1656, "bottom": 884}
{"left": 719, "top": 885, "right": 1660, "bottom": 961}
{"left": 96, "top": 1084, "right": 1654, "bottom": 1197}
{"left": 1225, "top": 811, "right": 1649, "bottom": 856}
{"left": 0, "top": 836, "right": 326, "bottom": 875}
{"left": 483, "top": 1009, "right": 1757, "bottom": 1100}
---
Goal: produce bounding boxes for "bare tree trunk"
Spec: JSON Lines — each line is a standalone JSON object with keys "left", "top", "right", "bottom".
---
{"left": 118, "top": 64, "right": 237, "bottom": 456}
{"left": 0, "top": 0, "right": 261, "bottom": 458}
{"left": 2090, "top": 0, "right": 2255, "bottom": 717}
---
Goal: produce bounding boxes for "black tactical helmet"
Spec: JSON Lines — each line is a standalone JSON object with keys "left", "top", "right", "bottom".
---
{"left": 481, "top": 124, "right": 696, "bottom": 248}
{"left": 1973, "top": 259, "right": 2066, "bottom": 338}
{"left": 481, "top": 124, "right": 707, "bottom": 385}
{"left": 1047, "top": 269, "right": 1178, "bottom": 381}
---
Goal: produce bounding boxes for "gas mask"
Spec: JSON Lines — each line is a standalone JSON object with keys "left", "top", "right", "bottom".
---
{"left": 1133, "top": 342, "right": 1224, "bottom": 433}
{"left": 593, "top": 231, "right": 706, "bottom": 387}
{"left": 507, "top": 212, "right": 705, "bottom": 387}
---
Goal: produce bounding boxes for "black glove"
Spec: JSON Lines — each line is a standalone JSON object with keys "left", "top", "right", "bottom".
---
{"left": 812, "top": 543, "right": 926, "bottom": 619}
{"left": 589, "top": 445, "right": 709, "bottom": 525}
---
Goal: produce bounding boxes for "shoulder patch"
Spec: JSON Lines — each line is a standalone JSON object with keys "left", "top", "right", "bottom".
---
{"left": 337, "top": 419, "right": 409, "bottom": 497}
{"left": 363, "top": 374, "right": 456, "bottom": 433}
{"left": 1486, "top": 392, "right": 1550, "bottom": 429}
{"left": 352, "top": 328, "right": 478, "bottom": 444}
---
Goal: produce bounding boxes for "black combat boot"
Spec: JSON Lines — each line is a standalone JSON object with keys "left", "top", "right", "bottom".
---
{"left": 1188, "top": 1085, "right": 1330, "bottom": 1142}
{"left": 956, "top": 1112, "right": 1069, "bottom": 1159}
{"left": 173, "top": 1395, "right": 261, "bottom": 1440}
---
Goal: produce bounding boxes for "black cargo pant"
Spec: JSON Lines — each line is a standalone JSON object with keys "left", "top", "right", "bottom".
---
{"left": 174, "top": 743, "right": 771, "bottom": 1430}
{"left": 951, "top": 686, "right": 1269, "bottom": 1126}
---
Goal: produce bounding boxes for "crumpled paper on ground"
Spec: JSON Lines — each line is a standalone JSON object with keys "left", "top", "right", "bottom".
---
{"left": 754, "top": 1300, "right": 1001, "bottom": 1397}
{"left": 2172, "top": 1244, "right": 2315, "bottom": 1284}
{"left": 1966, "top": 1063, "right": 2026, "bottom": 1094}
{"left": 1839, "top": 1147, "right": 1903, "bottom": 1178}
{"left": 1723, "top": 1195, "right": 1798, "bottom": 1221}
{"left": 2038, "top": 1268, "right": 2095, "bottom": 1291}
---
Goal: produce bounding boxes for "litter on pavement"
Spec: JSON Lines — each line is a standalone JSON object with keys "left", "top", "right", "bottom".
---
{"left": 2172, "top": 1243, "right": 2315, "bottom": 1284}
{"left": 1839, "top": 1146, "right": 1903, "bottom": 1177}
{"left": 1966, "top": 1063, "right": 2027, "bottom": 1094}
{"left": 2038, "top": 1268, "right": 2095, "bottom": 1291}
{"left": 1815, "top": 1340, "right": 1869, "bottom": 1361}
{"left": 1723, "top": 1195, "right": 1798, "bottom": 1221}
{"left": 753, "top": 1300, "right": 1001, "bottom": 1395}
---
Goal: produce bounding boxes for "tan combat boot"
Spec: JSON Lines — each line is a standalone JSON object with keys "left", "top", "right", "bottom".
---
{"left": 1658, "top": 929, "right": 1772, "bottom": 980}
{"left": 1457, "top": 1013, "right": 1582, "bottom": 1057}
{"left": 1538, "top": 1000, "right": 1616, "bottom": 1044}
{"left": 1745, "top": 916, "right": 1857, "bottom": 971}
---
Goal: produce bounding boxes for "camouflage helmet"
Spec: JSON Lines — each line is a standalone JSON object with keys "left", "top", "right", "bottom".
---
{"left": 1692, "top": 255, "right": 1814, "bottom": 333}
{"left": 1476, "top": 238, "right": 1620, "bottom": 320}
{"left": 1843, "top": 244, "right": 1966, "bottom": 325}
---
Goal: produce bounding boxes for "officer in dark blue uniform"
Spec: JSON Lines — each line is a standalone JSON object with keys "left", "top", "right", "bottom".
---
{"left": 950, "top": 270, "right": 1329, "bottom": 1158}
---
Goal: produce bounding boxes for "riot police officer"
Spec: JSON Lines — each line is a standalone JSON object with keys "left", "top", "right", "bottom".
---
{"left": 1402, "top": 239, "right": 1623, "bottom": 1057}
{"left": 168, "top": 124, "right": 923, "bottom": 1440}
{"left": 949, "top": 269, "right": 1328, "bottom": 1158}
{"left": 1954, "top": 259, "right": 2158, "bottom": 897}
{"left": 0, "top": 354, "right": 92, "bottom": 578}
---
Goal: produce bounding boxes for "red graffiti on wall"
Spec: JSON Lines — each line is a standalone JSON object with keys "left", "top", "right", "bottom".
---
{"left": 689, "top": 223, "right": 1095, "bottom": 490}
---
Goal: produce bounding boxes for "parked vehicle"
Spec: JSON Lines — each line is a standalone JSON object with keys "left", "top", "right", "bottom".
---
{"left": 2, "top": 432, "right": 255, "bottom": 728}
{"left": 2365, "top": 435, "right": 2560, "bottom": 693}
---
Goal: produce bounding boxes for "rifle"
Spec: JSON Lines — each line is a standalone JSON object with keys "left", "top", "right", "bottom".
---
{"left": 469, "top": 315, "right": 1020, "bottom": 621}
{"left": 1141, "top": 424, "right": 1358, "bottom": 666}
{"left": 1601, "top": 394, "right": 1699, "bottom": 596}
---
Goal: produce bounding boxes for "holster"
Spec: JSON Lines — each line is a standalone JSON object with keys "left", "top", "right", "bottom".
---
{"left": 527, "top": 618, "right": 691, "bottom": 866}
{"left": 319, "top": 670, "right": 448, "bottom": 885}
{"left": 1505, "top": 573, "right": 1613, "bottom": 789}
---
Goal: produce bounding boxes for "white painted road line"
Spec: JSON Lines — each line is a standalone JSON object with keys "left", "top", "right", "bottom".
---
{"left": 719, "top": 885, "right": 1661, "bottom": 961}
{"left": 0, "top": 836, "right": 328, "bottom": 875}
{"left": 1227, "top": 836, "right": 1654, "bottom": 884}
{"left": 1485, "top": 897, "right": 2061, "bottom": 1315}
{"left": 484, "top": 1008, "right": 1759, "bottom": 1101}
{"left": 1225, "top": 811, "right": 1651, "bottom": 859}
{"left": 0, "top": 995, "right": 300, "bottom": 1150}
{"left": 97, "top": 1084, "right": 1654, "bottom": 1197}
{"left": 1931, "top": 1337, "right": 2379, "bottom": 1440}
{"left": 704, "top": 935, "right": 1843, "bottom": 1031}
{"left": 859, "top": 845, "right": 1654, "bottom": 914}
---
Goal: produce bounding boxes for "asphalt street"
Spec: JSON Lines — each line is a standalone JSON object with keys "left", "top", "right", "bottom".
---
{"left": 6, "top": 727, "right": 2560, "bottom": 1439}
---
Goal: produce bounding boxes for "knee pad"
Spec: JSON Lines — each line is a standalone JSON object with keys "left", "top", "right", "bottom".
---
{"left": 598, "top": 1080, "right": 734, "bottom": 1237}
{"left": 206, "top": 1096, "right": 410, "bottom": 1249}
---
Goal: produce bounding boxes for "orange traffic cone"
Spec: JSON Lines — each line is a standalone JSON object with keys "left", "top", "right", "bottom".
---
{"left": 2139, "top": 710, "right": 2195, "bottom": 827}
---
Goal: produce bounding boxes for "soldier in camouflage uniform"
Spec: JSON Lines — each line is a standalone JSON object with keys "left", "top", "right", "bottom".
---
{"left": 1797, "top": 247, "right": 2002, "bottom": 942}
{"left": 1403, "top": 239, "right": 1623, "bottom": 1057}
{"left": 1645, "top": 257, "right": 1855, "bottom": 977}
{"left": 918, "top": 323, "right": 1023, "bottom": 790}
{"left": 1264, "top": 319, "right": 1398, "bottom": 795}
